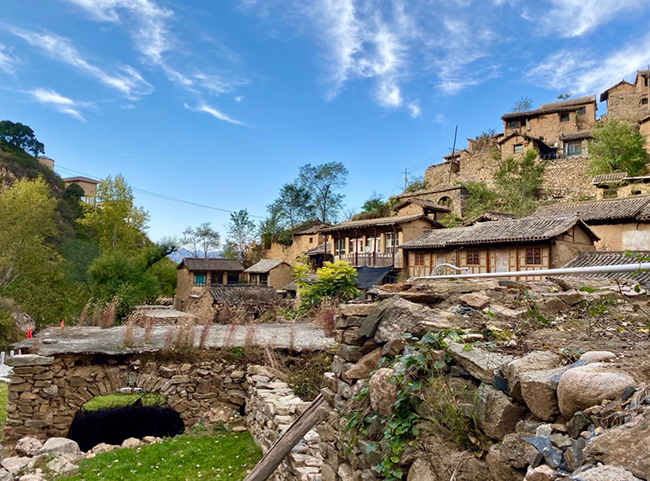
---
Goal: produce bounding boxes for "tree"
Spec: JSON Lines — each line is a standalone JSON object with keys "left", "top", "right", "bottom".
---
{"left": 493, "top": 149, "right": 545, "bottom": 216}
{"left": 259, "top": 210, "right": 292, "bottom": 248}
{"left": 181, "top": 223, "right": 221, "bottom": 258}
{"left": 353, "top": 193, "right": 392, "bottom": 220}
{"left": 588, "top": 120, "right": 648, "bottom": 176}
{"left": 298, "top": 162, "right": 348, "bottom": 223}
{"left": 403, "top": 176, "right": 429, "bottom": 194}
{"left": 269, "top": 183, "right": 314, "bottom": 230}
{"left": 0, "top": 120, "right": 45, "bottom": 157}
{"left": 511, "top": 97, "right": 533, "bottom": 112}
{"left": 557, "top": 93, "right": 572, "bottom": 100}
{"left": 227, "top": 210, "right": 257, "bottom": 264}
{"left": 79, "top": 175, "right": 149, "bottom": 251}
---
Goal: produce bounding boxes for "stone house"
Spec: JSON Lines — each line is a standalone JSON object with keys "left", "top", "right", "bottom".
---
{"left": 321, "top": 214, "right": 444, "bottom": 274}
{"left": 499, "top": 96, "right": 597, "bottom": 160}
{"left": 175, "top": 258, "right": 244, "bottom": 310}
{"left": 38, "top": 156, "right": 55, "bottom": 170}
{"left": 532, "top": 196, "right": 650, "bottom": 251}
{"left": 391, "top": 185, "right": 468, "bottom": 216}
{"left": 63, "top": 176, "right": 100, "bottom": 201}
{"left": 245, "top": 259, "right": 293, "bottom": 290}
{"left": 265, "top": 220, "right": 330, "bottom": 265}
{"left": 400, "top": 215, "right": 598, "bottom": 279}
{"left": 600, "top": 71, "right": 650, "bottom": 122}
{"left": 391, "top": 198, "right": 452, "bottom": 220}
{"left": 592, "top": 173, "right": 650, "bottom": 199}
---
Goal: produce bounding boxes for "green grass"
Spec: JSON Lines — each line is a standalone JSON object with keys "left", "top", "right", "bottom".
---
{"left": 82, "top": 393, "right": 166, "bottom": 411}
{"left": 68, "top": 430, "right": 262, "bottom": 481}
{"left": 0, "top": 382, "right": 7, "bottom": 428}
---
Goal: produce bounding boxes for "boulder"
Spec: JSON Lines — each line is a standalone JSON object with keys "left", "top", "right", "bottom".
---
{"left": 556, "top": 364, "right": 636, "bottom": 417}
{"left": 459, "top": 293, "right": 491, "bottom": 310}
{"left": 4, "top": 355, "right": 53, "bottom": 367}
{"left": 475, "top": 384, "right": 527, "bottom": 440}
{"left": 505, "top": 351, "right": 563, "bottom": 400}
{"left": 407, "top": 458, "right": 436, "bottom": 481}
{"left": 18, "top": 475, "right": 45, "bottom": 481}
{"left": 572, "top": 465, "right": 642, "bottom": 481}
{"left": 35, "top": 438, "right": 82, "bottom": 461}
{"left": 519, "top": 367, "right": 566, "bottom": 421}
{"left": 579, "top": 351, "right": 616, "bottom": 363}
{"left": 0, "top": 470, "right": 10, "bottom": 481}
{"left": 121, "top": 437, "right": 141, "bottom": 449}
{"left": 583, "top": 408, "right": 650, "bottom": 480}
{"left": 343, "top": 349, "right": 383, "bottom": 381}
{"left": 340, "top": 303, "right": 376, "bottom": 318}
{"left": 524, "top": 465, "right": 556, "bottom": 481}
{"left": 447, "top": 342, "right": 515, "bottom": 383}
{"left": 366, "top": 296, "right": 453, "bottom": 343}
{"left": 91, "top": 443, "right": 118, "bottom": 455}
{"left": 368, "top": 368, "right": 397, "bottom": 416}
{"left": 46, "top": 455, "right": 79, "bottom": 476}
{"left": 1, "top": 456, "right": 30, "bottom": 474}
{"left": 15, "top": 437, "right": 42, "bottom": 457}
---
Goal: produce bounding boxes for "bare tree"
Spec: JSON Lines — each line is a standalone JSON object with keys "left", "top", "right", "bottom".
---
{"left": 181, "top": 223, "right": 221, "bottom": 258}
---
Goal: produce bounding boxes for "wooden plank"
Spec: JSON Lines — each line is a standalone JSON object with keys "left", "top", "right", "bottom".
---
{"left": 243, "top": 394, "right": 326, "bottom": 481}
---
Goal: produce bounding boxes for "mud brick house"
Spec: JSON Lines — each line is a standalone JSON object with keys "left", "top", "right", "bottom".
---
{"left": 391, "top": 198, "right": 452, "bottom": 220}
{"left": 175, "top": 258, "right": 244, "bottom": 310}
{"left": 592, "top": 173, "right": 650, "bottom": 199}
{"left": 532, "top": 196, "right": 650, "bottom": 251}
{"left": 265, "top": 220, "right": 330, "bottom": 265}
{"left": 63, "top": 176, "right": 100, "bottom": 201}
{"left": 601, "top": 70, "right": 650, "bottom": 122}
{"left": 499, "top": 96, "right": 597, "bottom": 160}
{"left": 392, "top": 186, "right": 468, "bottom": 216}
{"left": 304, "top": 242, "right": 332, "bottom": 270}
{"left": 401, "top": 215, "right": 597, "bottom": 279}
{"left": 321, "top": 214, "right": 444, "bottom": 277}
{"left": 245, "top": 259, "right": 293, "bottom": 290}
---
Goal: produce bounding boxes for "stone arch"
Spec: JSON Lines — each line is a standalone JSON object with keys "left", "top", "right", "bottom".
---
{"left": 3, "top": 354, "right": 248, "bottom": 450}
{"left": 437, "top": 196, "right": 453, "bottom": 209}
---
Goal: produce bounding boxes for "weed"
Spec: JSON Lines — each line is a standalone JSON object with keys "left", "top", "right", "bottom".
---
{"left": 122, "top": 316, "right": 137, "bottom": 348}
{"left": 163, "top": 327, "right": 176, "bottom": 352}
{"left": 99, "top": 297, "right": 118, "bottom": 329}
{"left": 173, "top": 319, "right": 195, "bottom": 351}
{"left": 244, "top": 323, "right": 257, "bottom": 350}
{"left": 143, "top": 317, "right": 155, "bottom": 344}
{"left": 198, "top": 321, "right": 211, "bottom": 350}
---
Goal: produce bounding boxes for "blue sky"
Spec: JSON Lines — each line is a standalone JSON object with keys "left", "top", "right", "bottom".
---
{"left": 2, "top": 0, "right": 650, "bottom": 242}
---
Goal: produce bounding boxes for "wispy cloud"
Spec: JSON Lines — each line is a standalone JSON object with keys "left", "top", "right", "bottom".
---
{"left": 184, "top": 102, "right": 247, "bottom": 126}
{"left": 407, "top": 101, "right": 421, "bottom": 118}
{"left": 0, "top": 44, "right": 18, "bottom": 74}
{"left": 27, "top": 88, "right": 94, "bottom": 120}
{"left": 12, "top": 29, "right": 152, "bottom": 98}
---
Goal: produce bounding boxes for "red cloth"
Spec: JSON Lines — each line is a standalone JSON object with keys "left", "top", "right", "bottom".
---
{"left": 60, "top": 319, "right": 65, "bottom": 327}
{"left": 26, "top": 326, "right": 33, "bottom": 339}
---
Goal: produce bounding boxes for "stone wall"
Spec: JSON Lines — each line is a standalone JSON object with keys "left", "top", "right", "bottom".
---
{"left": 246, "top": 367, "right": 322, "bottom": 481}
{"left": 3, "top": 353, "right": 252, "bottom": 450}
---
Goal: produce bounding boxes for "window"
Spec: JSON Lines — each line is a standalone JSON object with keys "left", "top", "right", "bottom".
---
{"left": 560, "top": 113, "right": 570, "bottom": 122}
{"left": 507, "top": 120, "right": 520, "bottom": 129}
{"left": 525, "top": 247, "right": 542, "bottom": 265}
{"left": 211, "top": 272, "right": 223, "bottom": 285}
{"left": 349, "top": 238, "right": 355, "bottom": 253}
{"left": 309, "top": 237, "right": 314, "bottom": 244}
{"left": 414, "top": 253, "right": 425, "bottom": 266}
{"left": 193, "top": 273, "right": 206, "bottom": 286}
{"left": 335, "top": 237, "right": 346, "bottom": 256}
{"left": 227, "top": 273, "right": 239, "bottom": 284}
{"left": 565, "top": 140, "right": 582, "bottom": 157}
{"left": 466, "top": 250, "right": 480, "bottom": 266}
{"left": 385, "top": 232, "right": 396, "bottom": 254}
{"left": 259, "top": 273, "right": 269, "bottom": 285}
{"left": 642, "top": 98, "right": 649, "bottom": 106}
{"left": 577, "top": 106, "right": 586, "bottom": 115}
{"left": 513, "top": 144, "right": 523, "bottom": 154}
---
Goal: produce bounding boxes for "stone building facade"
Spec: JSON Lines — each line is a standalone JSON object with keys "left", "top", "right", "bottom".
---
{"left": 601, "top": 71, "right": 650, "bottom": 122}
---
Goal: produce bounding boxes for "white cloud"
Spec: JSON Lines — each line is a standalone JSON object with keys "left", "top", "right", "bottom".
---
{"left": 184, "top": 102, "right": 247, "bottom": 126}
{"left": 407, "top": 101, "right": 421, "bottom": 118}
{"left": 529, "top": 32, "right": 650, "bottom": 96}
{"left": 523, "top": 0, "right": 647, "bottom": 38}
{"left": 235, "top": 96, "right": 244, "bottom": 102}
{"left": 12, "top": 29, "right": 152, "bottom": 98}
{"left": 0, "top": 44, "right": 17, "bottom": 74}
{"left": 27, "top": 88, "right": 93, "bottom": 120}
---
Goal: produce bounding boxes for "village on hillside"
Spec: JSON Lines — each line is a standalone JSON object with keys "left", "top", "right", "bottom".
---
{"left": 1, "top": 64, "right": 650, "bottom": 481}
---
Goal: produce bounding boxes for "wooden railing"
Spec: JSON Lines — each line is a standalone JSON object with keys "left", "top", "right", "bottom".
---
{"left": 340, "top": 253, "right": 395, "bottom": 267}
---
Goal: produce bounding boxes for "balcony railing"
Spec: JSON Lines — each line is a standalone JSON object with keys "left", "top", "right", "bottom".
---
{"left": 339, "top": 252, "right": 395, "bottom": 268}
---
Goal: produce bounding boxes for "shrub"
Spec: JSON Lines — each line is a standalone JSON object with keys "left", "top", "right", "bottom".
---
{"left": 296, "top": 261, "right": 359, "bottom": 312}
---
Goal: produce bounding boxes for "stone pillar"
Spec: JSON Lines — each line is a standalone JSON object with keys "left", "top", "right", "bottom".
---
{"left": 3, "top": 355, "right": 55, "bottom": 450}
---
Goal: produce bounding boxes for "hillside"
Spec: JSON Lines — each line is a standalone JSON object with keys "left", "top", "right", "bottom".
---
{"left": 0, "top": 141, "right": 64, "bottom": 195}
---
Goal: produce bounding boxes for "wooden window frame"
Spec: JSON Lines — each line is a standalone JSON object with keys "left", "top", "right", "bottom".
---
{"left": 525, "top": 247, "right": 542, "bottom": 266}
{"left": 193, "top": 273, "right": 206, "bottom": 287}
{"left": 513, "top": 143, "right": 523, "bottom": 154}
{"left": 414, "top": 252, "right": 425, "bottom": 266}
{"left": 560, "top": 112, "right": 570, "bottom": 122}
{"left": 466, "top": 250, "right": 481, "bottom": 266}
{"left": 259, "top": 273, "right": 269, "bottom": 285}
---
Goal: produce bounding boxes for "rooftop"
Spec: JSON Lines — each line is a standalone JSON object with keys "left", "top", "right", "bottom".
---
{"left": 321, "top": 213, "right": 443, "bottom": 233}
{"left": 561, "top": 251, "right": 650, "bottom": 285}
{"left": 244, "top": 259, "right": 288, "bottom": 273}
{"left": 501, "top": 96, "right": 596, "bottom": 121}
{"left": 209, "top": 284, "right": 282, "bottom": 305}
{"left": 178, "top": 257, "right": 244, "bottom": 272}
{"left": 465, "top": 211, "right": 516, "bottom": 226}
{"left": 401, "top": 215, "right": 598, "bottom": 250}
{"left": 531, "top": 196, "right": 650, "bottom": 223}
{"left": 392, "top": 198, "right": 452, "bottom": 213}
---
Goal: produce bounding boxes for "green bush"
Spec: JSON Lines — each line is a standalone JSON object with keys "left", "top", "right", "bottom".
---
{"left": 296, "top": 261, "right": 359, "bottom": 312}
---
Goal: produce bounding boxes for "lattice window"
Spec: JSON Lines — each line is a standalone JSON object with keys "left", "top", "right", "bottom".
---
{"left": 466, "top": 250, "right": 480, "bottom": 266}
{"left": 525, "top": 247, "right": 542, "bottom": 265}
{"left": 414, "top": 253, "right": 425, "bottom": 266}
{"left": 193, "top": 273, "right": 206, "bottom": 286}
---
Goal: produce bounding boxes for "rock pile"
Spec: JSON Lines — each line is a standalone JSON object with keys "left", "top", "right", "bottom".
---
{"left": 319, "top": 296, "right": 646, "bottom": 481}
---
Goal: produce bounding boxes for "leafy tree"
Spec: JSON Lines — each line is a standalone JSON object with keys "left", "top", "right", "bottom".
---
{"left": 220, "top": 240, "right": 240, "bottom": 260}
{"left": 227, "top": 210, "right": 257, "bottom": 264}
{"left": 181, "top": 223, "right": 221, "bottom": 258}
{"left": 495, "top": 149, "right": 544, "bottom": 200}
{"left": 403, "top": 176, "right": 429, "bottom": 193}
{"left": 511, "top": 97, "right": 533, "bottom": 112}
{"left": 79, "top": 175, "right": 149, "bottom": 251}
{"left": 0, "top": 120, "right": 45, "bottom": 157}
{"left": 296, "top": 261, "right": 359, "bottom": 312}
{"left": 269, "top": 183, "right": 314, "bottom": 230}
{"left": 259, "top": 210, "right": 292, "bottom": 249}
{"left": 556, "top": 93, "right": 572, "bottom": 100}
{"left": 588, "top": 120, "right": 648, "bottom": 176}
{"left": 59, "top": 239, "right": 101, "bottom": 284}
{"left": 353, "top": 193, "right": 392, "bottom": 220}
{"left": 298, "top": 162, "right": 348, "bottom": 223}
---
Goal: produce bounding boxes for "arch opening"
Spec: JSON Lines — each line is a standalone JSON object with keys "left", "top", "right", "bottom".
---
{"left": 67, "top": 392, "right": 184, "bottom": 452}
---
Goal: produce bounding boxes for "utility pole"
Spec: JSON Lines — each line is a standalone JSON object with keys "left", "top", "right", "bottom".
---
{"left": 448, "top": 125, "right": 458, "bottom": 184}
{"left": 404, "top": 167, "right": 408, "bottom": 191}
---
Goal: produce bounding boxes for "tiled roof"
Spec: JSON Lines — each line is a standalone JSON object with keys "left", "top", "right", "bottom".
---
{"left": 501, "top": 96, "right": 596, "bottom": 120}
{"left": 293, "top": 220, "right": 330, "bottom": 235}
{"left": 401, "top": 215, "right": 598, "bottom": 250}
{"left": 392, "top": 198, "right": 452, "bottom": 213}
{"left": 178, "top": 258, "right": 244, "bottom": 272}
{"left": 560, "top": 130, "right": 592, "bottom": 141}
{"left": 321, "top": 214, "right": 443, "bottom": 233}
{"left": 305, "top": 242, "right": 329, "bottom": 256}
{"left": 244, "top": 259, "right": 288, "bottom": 273}
{"left": 209, "top": 285, "right": 281, "bottom": 305}
{"left": 466, "top": 211, "right": 516, "bottom": 225}
{"left": 561, "top": 251, "right": 650, "bottom": 285}
{"left": 532, "top": 196, "right": 650, "bottom": 222}
{"left": 592, "top": 173, "right": 629, "bottom": 184}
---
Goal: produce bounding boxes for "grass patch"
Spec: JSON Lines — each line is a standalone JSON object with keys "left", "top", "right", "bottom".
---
{"left": 68, "top": 430, "right": 261, "bottom": 481}
{"left": 0, "top": 382, "right": 7, "bottom": 428}
{"left": 82, "top": 393, "right": 166, "bottom": 411}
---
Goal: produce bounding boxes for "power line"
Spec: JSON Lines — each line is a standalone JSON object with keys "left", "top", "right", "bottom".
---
{"left": 54, "top": 165, "right": 266, "bottom": 219}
